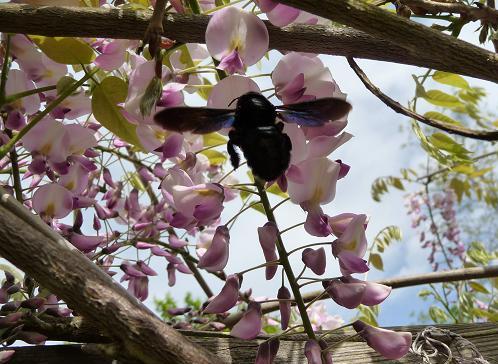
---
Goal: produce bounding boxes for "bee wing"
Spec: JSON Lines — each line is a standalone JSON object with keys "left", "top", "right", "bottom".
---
{"left": 276, "top": 98, "right": 352, "bottom": 126}
{"left": 154, "top": 107, "right": 235, "bottom": 134}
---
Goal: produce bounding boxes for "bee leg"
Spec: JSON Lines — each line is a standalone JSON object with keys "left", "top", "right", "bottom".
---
{"left": 275, "top": 121, "right": 285, "bottom": 132}
{"left": 227, "top": 140, "right": 240, "bottom": 170}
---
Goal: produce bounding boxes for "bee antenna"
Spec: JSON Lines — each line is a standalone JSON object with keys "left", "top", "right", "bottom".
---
{"left": 228, "top": 96, "right": 241, "bottom": 107}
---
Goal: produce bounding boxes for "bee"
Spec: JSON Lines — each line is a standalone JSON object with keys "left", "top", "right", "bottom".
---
{"left": 154, "top": 92, "right": 352, "bottom": 181}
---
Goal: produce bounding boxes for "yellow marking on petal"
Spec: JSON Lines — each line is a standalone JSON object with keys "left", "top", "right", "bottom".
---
{"left": 154, "top": 129, "right": 168, "bottom": 142}
{"left": 45, "top": 203, "right": 55, "bottom": 217}
{"left": 197, "top": 189, "right": 219, "bottom": 197}
{"left": 65, "top": 181, "right": 75, "bottom": 191}
{"left": 40, "top": 143, "right": 52, "bottom": 155}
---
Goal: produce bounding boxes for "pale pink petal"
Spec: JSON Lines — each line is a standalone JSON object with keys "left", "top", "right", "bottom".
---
{"left": 217, "top": 49, "right": 245, "bottom": 75}
{"left": 58, "top": 162, "right": 89, "bottom": 194}
{"left": 334, "top": 214, "right": 368, "bottom": 257}
{"left": 206, "top": 7, "right": 268, "bottom": 68}
{"left": 352, "top": 321, "right": 412, "bottom": 360}
{"left": 5, "top": 69, "right": 40, "bottom": 115}
{"left": 230, "top": 301, "right": 262, "bottom": 340}
{"left": 287, "top": 157, "right": 340, "bottom": 206}
{"left": 207, "top": 75, "right": 260, "bottom": 109}
{"left": 342, "top": 276, "right": 391, "bottom": 306}
{"left": 64, "top": 124, "right": 97, "bottom": 155}
{"left": 304, "top": 207, "right": 332, "bottom": 237}
{"left": 336, "top": 251, "right": 370, "bottom": 276}
{"left": 204, "top": 274, "right": 240, "bottom": 314}
{"left": 307, "top": 132, "right": 353, "bottom": 159}
{"left": 70, "top": 234, "right": 104, "bottom": 253}
{"left": 94, "top": 39, "right": 129, "bottom": 71}
{"left": 197, "top": 225, "right": 230, "bottom": 272}
{"left": 32, "top": 183, "right": 73, "bottom": 219}
{"left": 23, "top": 117, "right": 70, "bottom": 163}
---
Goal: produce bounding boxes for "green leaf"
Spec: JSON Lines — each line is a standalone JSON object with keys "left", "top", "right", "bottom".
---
{"left": 428, "top": 133, "right": 470, "bottom": 156}
{"left": 371, "top": 176, "right": 404, "bottom": 202}
{"left": 369, "top": 253, "right": 384, "bottom": 271}
{"left": 429, "top": 306, "right": 449, "bottom": 324}
{"left": 203, "top": 133, "right": 227, "bottom": 147}
{"left": 251, "top": 202, "right": 265, "bottom": 215}
{"left": 200, "top": 150, "right": 227, "bottom": 166}
{"left": 30, "top": 36, "right": 95, "bottom": 64}
{"left": 197, "top": 77, "right": 213, "bottom": 101}
{"left": 424, "top": 111, "right": 460, "bottom": 125}
{"left": 423, "top": 90, "right": 462, "bottom": 107}
{"left": 92, "top": 76, "right": 142, "bottom": 148}
{"left": 432, "top": 71, "right": 469, "bottom": 89}
{"left": 129, "top": 173, "right": 145, "bottom": 191}
{"left": 468, "top": 281, "right": 490, "bottom": 294}
{"left": 266, "top": 183, "right": 288, "bottom": 198}
{"left": 56, "top": 76, "right": 77, "bottom": 95}
{"left": 372, "top": 226, "right": 402, "bottom": 253}
{"left": 418, "top": 289, "right": 433, "bottom": 298}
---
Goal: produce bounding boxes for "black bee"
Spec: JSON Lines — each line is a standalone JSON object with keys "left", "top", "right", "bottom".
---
{"left": 154, "top": 92, "right": 351, "bottom": 181}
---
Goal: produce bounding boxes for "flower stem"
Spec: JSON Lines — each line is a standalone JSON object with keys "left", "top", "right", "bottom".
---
{"left": 318, "top": 322, "right": 354, "bottom": 340}
{"left": 5, "top": 130, "right": 22, "bottom": 203}
{"left": 237, "top": 259, "right": 280, "bottom": 276}
{"left": 224, "top": 200, "right": 261, "bottom": 226}
{"left": 3, "top": 85, "right": 57, "bottom": 106}
{"left": 287, "top": 241, "right": 334, "bottom": 256}
{"left": 279, "top": 221, "right": 304, "bottom": 235}
{"left": 255, "top": 178, "right": 316, "bottom": 340}
{"left": 0, "top": 69, "right": 98, "bottom": 160}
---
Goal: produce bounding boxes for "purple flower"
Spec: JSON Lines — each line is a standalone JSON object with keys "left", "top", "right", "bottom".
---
{"left": 206, "top": 7, "right": 269, "bottom": 74}
{"left": 257, "top": 222, "right": 279, "bottom": 280}
{"left": 277, "top": 286, "right": 291, "bottom": 330}
{"left": 301, "top": 247, "right": 326, "bottom": 275}
{"left": 352, "top": 320, "right": 412, "bottom": 359}
{"left": 231, "top": 301, "right": 262, "bottom": 340}
{"left": 198, "top": 226, "right": 230, "bottom": 272}
{"left": 204, "top": 274, "right": 240, "bottom": 314}
{"left": 255, "top": 339, "right": 280, "bottom": 364}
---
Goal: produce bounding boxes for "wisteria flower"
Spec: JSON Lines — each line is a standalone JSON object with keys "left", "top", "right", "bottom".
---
{"left": 197, "top": 225, "right": 230, "bottom": 272}
{"left": 231, "top": 301, "right": 262, "bottom": 340}
{"left": 207, "top": 75, "right": 260, "bottom": 109}
{"left": 352, "top": 320, "right": 412, "bottom": 359}
{"left": 32, "top": 183, "right": 73, "bottom": 219}
{"left": 203, "top": 274, "right": 240, "bottom": 313}
{"left": 4, "top": 69, "right": 40, "bottom": 130}
{"left": 257, "top": 222, "right": 279, "bottom": 280}
{"left": 307, "top": 302, "right": 344, "bottom": 331}
{"left": 272, "top": 52, "right": 344, "bottom": 104}
{"left": 206, "top": 7, "right": 269, "bottom": 74}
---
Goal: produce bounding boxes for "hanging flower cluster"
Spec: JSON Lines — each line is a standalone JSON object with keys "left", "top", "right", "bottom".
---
{"left": 0, "top": 1, "right": 411, "bottom": 363}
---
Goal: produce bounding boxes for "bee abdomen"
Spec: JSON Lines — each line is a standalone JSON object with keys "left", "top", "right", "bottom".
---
{"left": 240, "top": 127, "right": 292, "bottom": 181}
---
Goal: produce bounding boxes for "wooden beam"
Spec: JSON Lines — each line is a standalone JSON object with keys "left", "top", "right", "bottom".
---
{"left": 1, "top": 4, "right": 498, "bottom": 83}
{"left": 2, "top": 323, "right": 497, "bottom": 363}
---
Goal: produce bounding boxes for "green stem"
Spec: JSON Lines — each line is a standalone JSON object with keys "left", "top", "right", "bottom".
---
{"left": 237, "top": 259, "right": 280, "bottom": 276}
{"left": 224, "top": 200, "right": 261, "bottom": 226}
{"left": 0, "top": 69, "right": 98, "bottom": 160}
{"left": 3, "top": 85, "right": 57, "bottom": 107}
{"left": 186, "top": 0, "right": 202, "bottom": 14}
{"left": 287, "top": 241, "right": 334, "bottom": 256}
{"left": 255, "top": 178, "right": 316, "bottom": 340}
{"left": 279, "top": 222, "right": 304, "bottom": 235}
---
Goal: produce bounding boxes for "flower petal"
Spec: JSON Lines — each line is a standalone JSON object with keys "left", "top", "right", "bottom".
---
{"left": 257, "top": 222, "right": 279, "bottom": 280}
{"left": 197, "top": 225, "right": 230, "bottom": 272}
{"left": 230, "top": 301, "right": 262, "bottom": 340}
{"left": 204, "top": 274, "right": 240, "bottom": 314}
{"left": 352, "top": 320, "right": 412, "bottom": 360}
{"left": 302, "top": 247, "right": 326, "bottom": 275}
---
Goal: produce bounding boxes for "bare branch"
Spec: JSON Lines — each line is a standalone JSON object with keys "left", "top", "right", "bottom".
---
{"left": 2, "top": 5, "right": 498, "bottom": 83}
{"left": 347, "top": 58, "right": 498, "bottom": 141}
{"left": 401, "top": 0, "right": 498, "bottom": 24}
{"left": 276, "top": 0, "right": 498, "bottom": 83}
{"left": 0, "top": 189, "right": 224, "bottom": 364}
